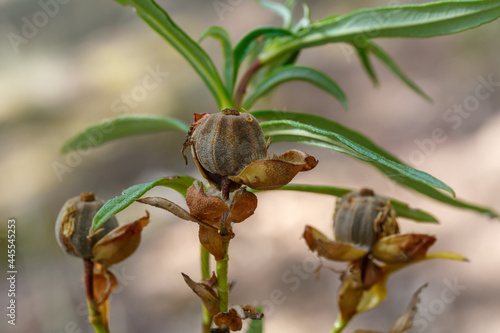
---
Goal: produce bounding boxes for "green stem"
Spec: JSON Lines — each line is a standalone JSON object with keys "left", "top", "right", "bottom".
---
{"left": 86, "top": 300, "right": 109, "bottom": 333}
{"left": 216, "top": 241, "right": 230, "bottom": 312}
{"left": 201, "top": 246, "right": 213, "bottom": 333}
{"left": 330, "top": 315, "right": 350, "bottom": 333}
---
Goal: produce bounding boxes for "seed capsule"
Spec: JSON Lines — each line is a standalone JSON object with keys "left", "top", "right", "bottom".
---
{"left": 184, "top": 109, "right": 268, "bottom": 189}
{"left": 333, "top": 188, "right": 399, "bottom": 249}
{"left": 55, "top": 192, "right": 118, "bottom": 259}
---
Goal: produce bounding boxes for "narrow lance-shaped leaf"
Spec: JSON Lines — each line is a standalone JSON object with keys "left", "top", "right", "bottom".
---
{"left": 252, "top": 110, "right": 498, "bottom": 218}
{"left": 199, "top": 26, "right": 234, "bottom": 95}
{"left": 366, "top": 40, "right": 431, "bottom": 101}
{"left": 354, "top": 44, "right": 378, "bottom": 86}
{"left": 260, "top": 119, "right": 453, "bottom": 195}
{"left": 259, "top": 1, "right": 500, "bottom": 64}
{"left": 259, "top": 184, "right": 438, "bottom": 223}
{"left": 242, "top": 65, "right": 348, "bottom": 109}
{"left": 113, "top": 0, "right": 232, "bottom": 108}
{"left": 61, "top": 114, "right": 189, "bottom": 154}
{"left": 92, "top": 175, "right": 198, "bottom": 230}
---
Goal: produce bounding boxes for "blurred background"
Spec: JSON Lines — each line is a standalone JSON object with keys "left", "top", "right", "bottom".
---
{"left": 1, "top": 0, "right": 499, "bottom": 332}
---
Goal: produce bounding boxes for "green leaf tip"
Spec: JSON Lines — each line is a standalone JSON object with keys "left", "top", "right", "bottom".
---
{"left": 61, "top": 114, "right": 189, "bottom": 154}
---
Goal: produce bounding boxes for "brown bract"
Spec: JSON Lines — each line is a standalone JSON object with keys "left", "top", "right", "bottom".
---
{"left": 182, "top": 109, "right": 318, "bottom": 192}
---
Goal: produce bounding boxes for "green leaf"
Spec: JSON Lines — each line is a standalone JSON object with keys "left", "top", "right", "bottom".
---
{"left": 92, "top": 176, "right": 198, "bottom": 230}
{"left": 256, "top": 0, "right": 294, "bottom": 29}
{"left": 260, "top": 119, "right": 453, "bottom": 194}
{"left": 199, "top": 26, "right": 234, "bottom": 95}
{"left": 263, "top": 184, "right": 437, "bottom": 223}
{"left": 260, "top": 1, "right": 500, "bottom": 64}
{"left": 253, "top": 110, "right": 499, "bottom": 218}
{"left": 354, "top": 44, "right": 378, "bottom": 86}
{"left": 367, "top": 40, "right": 431, "bottom": 101}
{"left": 233, "top": 27, "right": 292, "bottom": 77}
{"left": 61, "top": 114, "right": 189, "bottom": 154}
{"left": 113, "top": 0, "right": 232, "bottom": 108}
{"left": 246, "top": 305, "right": 264, "bottom": 333}
{"left": 242, "top": 65, "right": 348, "bottom": 109}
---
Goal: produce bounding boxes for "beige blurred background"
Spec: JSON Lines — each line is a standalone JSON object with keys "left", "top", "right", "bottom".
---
{"left": 1, "top": 0, "right": 499, "bottom": 332}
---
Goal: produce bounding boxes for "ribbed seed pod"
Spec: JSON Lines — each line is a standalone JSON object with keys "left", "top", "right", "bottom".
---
{"left": 55, "top": 192, "right": 118, "bottom": 259}
{"left": 333, "top": 188, "right": 398, "bottom": 249}
{"left": 191, "top": 109, "right": 267, "bottom": 178}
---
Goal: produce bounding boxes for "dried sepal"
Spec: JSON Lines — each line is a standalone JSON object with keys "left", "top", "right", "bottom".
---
{"left": 199, "top": 224, "right": 226, "bottom": 261}
{"left": 371, "top": 234, "right": 436, "bottom": 264}
{"left": 186, "top": 183, "right": 228, "bottom": 222}
{"left": 303, "top": 225, "right": 368, "bottom": 261}
{"left": 214, "top": 308, "right": 243, "bottom": 331}
{"left": 92, "top": 212, "right": 149, "bottom": 267}
{"left": 92, "top": 262, "right": 118, "bottom": 305}
{"left": 182, "top": 272, "right": 220, "bottom": 316}
{"left": 229, "top": 188, "right": 258, "bottom": 223}
{"left": 388, "top": 283, "right": 427, "bottom": 333}
{"left": 240, "top": 305, "right": 264, "bottom": 320}
{"left": 337, "top": 264, "right": 364, "bottom": 320}
{"left": 228, "top": 149, "right": 318, "bottom": 190}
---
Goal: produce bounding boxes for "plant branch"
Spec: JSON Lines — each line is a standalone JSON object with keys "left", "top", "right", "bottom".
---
{"left": 234, "top": 59, "right": 263, "bottom": 109}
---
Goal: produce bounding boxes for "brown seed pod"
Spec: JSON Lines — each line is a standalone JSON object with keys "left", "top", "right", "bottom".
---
{"left": 183, "top": 109, "right": 268, "bottom": 190}
{"left": 55, "top": 192, "right": 118, "bottom": 259}
{"left": 333, "top": 188, "right": 399, "bottom": 249}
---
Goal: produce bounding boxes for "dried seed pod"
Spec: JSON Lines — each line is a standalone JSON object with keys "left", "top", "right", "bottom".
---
{"left": 183, "top": 109, "right": 268, "bottom": 190}
{"left": 55, "top": 192, "right": 118, "bottom": 259}
{"left": 334, "top": 188, "right": 399, "bottom": 249}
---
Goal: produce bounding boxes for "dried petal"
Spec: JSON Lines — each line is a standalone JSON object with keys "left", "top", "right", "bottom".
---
{"left": 214, "top": 308, "right": 243, "bottom": 331}
{"left": 199, "top": 224, "right": 226, "bottom": 261}
{"left": 229, "top": 188, "right": 258, "bottom": 223}
{"left": 182, "top": 273, "right": 220, "bottom": 316}
{"left": 372, "top": 234, "right": 436, "bottom": 264}
{"left": 186, "top": 183, "right": 228, "bottom": 222}
{"left": 303, "top": 226, "right": 368, "bottom": 261}
{"left": 92, "top": 213, "right": 149, "bottom": 267}
{"left": 229, "top": 149, "right": 318, "bottom": 190}
{"left": 388, "top": 283, "right": 427, "bottom": 333}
